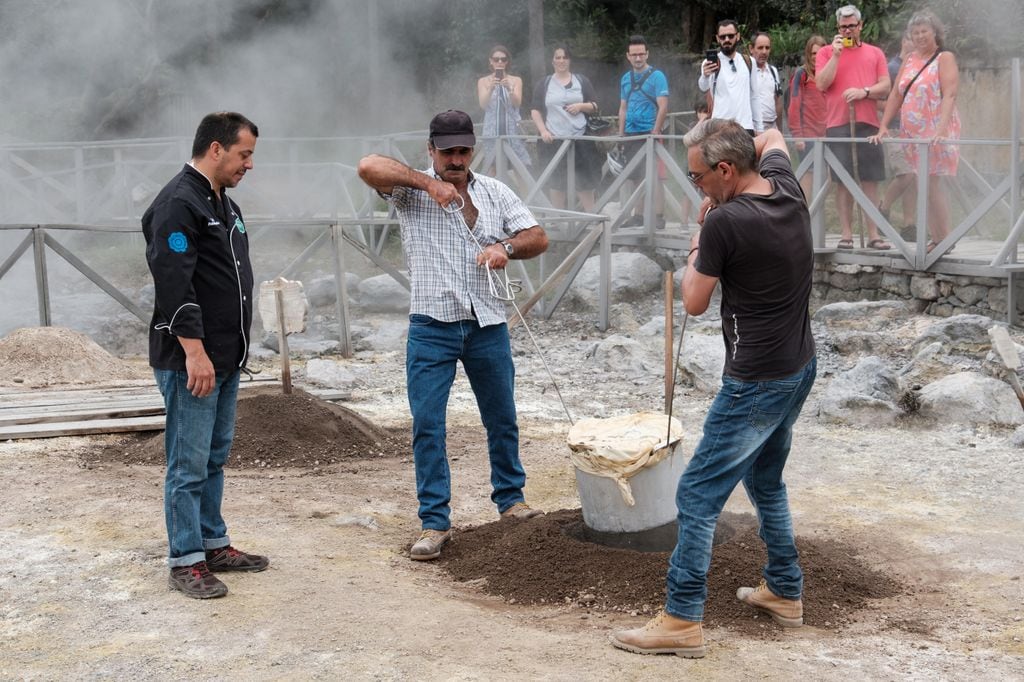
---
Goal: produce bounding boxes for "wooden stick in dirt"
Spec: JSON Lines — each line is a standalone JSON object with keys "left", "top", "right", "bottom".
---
{"left": 664, "top": 271, "right": 673, "bottom": 414}
{"left": 275, "top": 288, "right": 292, "bottom": 395}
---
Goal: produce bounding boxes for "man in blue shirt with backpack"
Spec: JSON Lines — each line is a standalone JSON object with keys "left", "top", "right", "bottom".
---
{"left": 616, "top": 35, "right": 669, "bottom": 228}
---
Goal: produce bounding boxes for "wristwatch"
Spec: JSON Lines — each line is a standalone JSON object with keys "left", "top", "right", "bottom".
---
{"left": 863, "top": 87, "right": 871, "bottom": 98}
{"left": 501, "top": 240, "right": 515, "bottom": 257}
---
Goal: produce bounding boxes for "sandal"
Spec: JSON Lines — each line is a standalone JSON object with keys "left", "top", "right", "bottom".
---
{"left": 926, "top": 240, "right": 954, "bottom": 254}
{"left": 837, "top": 238, "right": 854, "bottom": 249}
{"left": 868, "top": 238, "right": 891, "bottom": 250}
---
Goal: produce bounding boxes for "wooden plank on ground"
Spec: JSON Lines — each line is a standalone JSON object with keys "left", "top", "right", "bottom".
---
{"left": 0, "top": 415, "right": 167, "bottom": 440}
{"left": 0, "top": 404, "right": 165, "bottom": 427}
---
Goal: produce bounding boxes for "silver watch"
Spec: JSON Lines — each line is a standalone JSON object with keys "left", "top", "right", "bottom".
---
{"left": 501, "top": 240, "right": 514, "bottom": 257}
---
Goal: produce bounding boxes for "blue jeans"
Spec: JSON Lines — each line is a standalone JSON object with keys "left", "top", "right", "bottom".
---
{"left": 154, "top": 369, "right": 239, "bottom": 567}
{"left": 665, "top": 356, "right": 817, "bottom": 621}
{"left": 406, "top": 315, "right": 526, "bottom": 530}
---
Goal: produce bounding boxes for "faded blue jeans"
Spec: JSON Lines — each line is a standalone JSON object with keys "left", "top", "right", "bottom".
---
{"left": 154, "top": 369, "right": 238, "bottom": 567}
{"left": 406, "top": 315, "right": 526, "bottom": 530}
{"left": 665, "top": 356, "right": 817, "bottom": 621}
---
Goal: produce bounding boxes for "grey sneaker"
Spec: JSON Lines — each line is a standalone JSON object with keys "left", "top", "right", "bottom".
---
{"left": 168, "top": 561, "right": 228, "bottom": 599}
{"left": 410, "top": 529, "right": 451, "bottom": 561}
{"left": 500, "top": 502, "right": 544, "bottom": 520}
{"left": 205, "top": 545, "right": 269, "bottom": 573}
{"left": 736, "top": 579, "right": 803, "bottom": 627}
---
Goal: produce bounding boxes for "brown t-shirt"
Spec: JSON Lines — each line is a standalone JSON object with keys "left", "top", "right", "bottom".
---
{"left": 694, "top": 150, "right": 816, "bottom": 380}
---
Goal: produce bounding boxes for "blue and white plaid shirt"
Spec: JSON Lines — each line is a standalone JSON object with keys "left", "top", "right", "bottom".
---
{"left": 384, "top": 169, "right": 538, "bottom": 327}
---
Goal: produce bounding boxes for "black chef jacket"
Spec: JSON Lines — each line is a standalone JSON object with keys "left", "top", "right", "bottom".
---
{"left": 142, "top": 164, "right": 253, "bottom": 374}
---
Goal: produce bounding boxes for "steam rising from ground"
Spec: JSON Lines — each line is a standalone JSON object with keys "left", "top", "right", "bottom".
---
{"left": 0, "top": 0, "right": 436, "bottom": 142}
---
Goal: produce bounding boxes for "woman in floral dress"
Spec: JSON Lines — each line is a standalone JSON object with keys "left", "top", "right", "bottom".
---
{"left": 872, "top": 10, "right": 961, "bottom": 252}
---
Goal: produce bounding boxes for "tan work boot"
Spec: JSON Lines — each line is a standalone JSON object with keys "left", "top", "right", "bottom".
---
{"left": 410, "top": 529, "right": 451, "bottom": 561}
{"left": 609, "top": 611, "right": 706, "bottom": 658}
{"left": 736, "top": 579, "right": 803, "bottom": 627}
{"left": 500, "top": 502, "right": 544, "bottom": 520}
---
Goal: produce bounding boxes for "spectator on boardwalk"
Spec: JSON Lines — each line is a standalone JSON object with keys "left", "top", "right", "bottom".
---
{"left": 477, "top": 45, "right": 531, "bottom": 173}
{"left": 872, "top": 11, "right": 961, "bottom": 252}
{"left": 357, "top": 110, "right": 548, "bottom": 562}
{"left": 816, "top": 4, "right": 892, "bottom": 250}
{"left": 787, "top": 35, "right": 828, "bottom": 199}
{"left": 530, "top": 44, "right": 601, "bottom": 212}
{"left": 750, "top": 32, "right": 784, "bottom": 131}
{"left": 143, "top": 112, "right": 268, "bottom": 599}
{"left": 616, "top": 34, "right": 669, "bottom": 229}
{"left": 876, "top": 32, "right": 919, "bottom": 241}
{"left": 610, "top": 121, "right": 817, "bottom": 658}
{"left": 699, "top": 20, "right": 762, "bottom": 134}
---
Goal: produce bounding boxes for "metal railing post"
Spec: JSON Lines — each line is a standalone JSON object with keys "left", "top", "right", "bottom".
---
{"left": 1011, "top": 57, "right": 1021, "bottom": 264}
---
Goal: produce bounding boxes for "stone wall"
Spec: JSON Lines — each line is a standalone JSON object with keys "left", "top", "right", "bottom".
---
{"left": 811, "top": 262, "right": 1023, "bottom": 321}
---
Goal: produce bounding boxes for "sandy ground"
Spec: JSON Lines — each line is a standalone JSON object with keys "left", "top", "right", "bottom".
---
{"left": 2, "top": 314, "right": 1024, "bottom": 680}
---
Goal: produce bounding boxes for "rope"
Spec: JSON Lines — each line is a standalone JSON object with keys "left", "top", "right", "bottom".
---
{"left": 441, "top": 200, "right": 575, "bottom": 424}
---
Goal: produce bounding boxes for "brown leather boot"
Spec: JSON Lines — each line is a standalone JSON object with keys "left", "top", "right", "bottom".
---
{"left": 736, "top": 579, "right": 803, "bottom": 627}
{"left": 609, "top": 611, "right": 706, "bottom": 658}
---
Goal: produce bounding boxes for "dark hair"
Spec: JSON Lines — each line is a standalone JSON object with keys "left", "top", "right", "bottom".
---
{"left": 693, "top": 95, "right": 710, "bottom": 115}
{"left": 489, "top": 44, "right": 512, "bottom": 62}
{"left": 751, "top": 31, "right": 771, "bottom": 45}
{"left": 717, "top": 19, "right": 739, "bottom": 32}
{"left": 191, "top": 112, "right": 258, "bottom": 159}
{"left": 683, "top": 118, "right": 757, "bottom": 174}
{"left": 627, "top": 35, "right": 647, "bottom": 49}
{"left": 551, "top": 43, "right": 572, "bottom": 60}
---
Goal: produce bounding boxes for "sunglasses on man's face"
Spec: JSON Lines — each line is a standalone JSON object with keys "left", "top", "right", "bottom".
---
{"left": 718, "top": 32, "right": 737, "bottom": 41}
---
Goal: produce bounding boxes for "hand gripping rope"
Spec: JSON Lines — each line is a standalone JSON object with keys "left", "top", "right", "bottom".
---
{"left": 441, "top": 197, "right": 574, "bottom": 424}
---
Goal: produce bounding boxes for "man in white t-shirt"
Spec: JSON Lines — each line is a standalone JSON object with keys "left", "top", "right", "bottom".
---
{"left": 698, "top": 19, "right": 762, "bottom": 134}
{"left": 750, "top": 32, "right": 783, "bottom": 131}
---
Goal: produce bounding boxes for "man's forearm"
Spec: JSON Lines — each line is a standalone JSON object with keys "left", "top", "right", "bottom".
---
{"left": 357, "top": 154, "right": 430, "bottom": 193}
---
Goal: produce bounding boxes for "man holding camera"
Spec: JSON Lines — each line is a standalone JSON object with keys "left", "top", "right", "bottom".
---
{"left": 698, "top": 19, "right": 762, "bottom": 134}
{"left": 815, "top": 3, "right": 892, "bottom": 250}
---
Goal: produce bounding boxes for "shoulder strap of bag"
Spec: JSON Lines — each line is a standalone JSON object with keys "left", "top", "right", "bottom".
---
{"left": 629, "top": 68, "right": 658, "bottom": 106}
{"left": 900, "top": 50, "right": 942, "bottom": 100}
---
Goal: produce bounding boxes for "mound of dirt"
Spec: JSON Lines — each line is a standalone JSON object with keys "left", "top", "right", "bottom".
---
{"left": 81, "top": 388, "right": 409, "bottom": 469}
{"left": 440, "top": 510, "right": 906, "bottom": 634}
{"left": 0, "top": 326, "right": 150, "bottom": 387}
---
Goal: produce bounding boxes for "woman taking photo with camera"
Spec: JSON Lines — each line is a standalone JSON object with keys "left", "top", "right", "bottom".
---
{"left": 477, "top": 45, "right": 531, "bottom": 172}
{"left": 529, "top": 44, "right": 600, "bottom": 212}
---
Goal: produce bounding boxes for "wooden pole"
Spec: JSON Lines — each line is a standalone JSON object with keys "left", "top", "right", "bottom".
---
{"left": 664, "top": 271, "right": 673, "bottom": 414}
{"left": 275, "top": 288, "right": 292, "bottom": 395}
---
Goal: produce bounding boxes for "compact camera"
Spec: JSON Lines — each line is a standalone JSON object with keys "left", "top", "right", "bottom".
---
{"left": 705, "top": 48, "right": 718, "bottom": 63}
{"left": 842, "top": 37, "right": 854, "bottom": 48}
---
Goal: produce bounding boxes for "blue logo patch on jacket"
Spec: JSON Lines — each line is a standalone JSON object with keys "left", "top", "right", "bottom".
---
{"left": 234, "top": 217, "right": 245, "bottom": 234}
{"left": 168, "top": 231, "right": 188, "bottom": 253}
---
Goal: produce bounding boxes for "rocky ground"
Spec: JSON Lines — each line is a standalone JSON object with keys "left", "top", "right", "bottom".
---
{"left": 2, "top": 297, "right": 1024, "bottom": 679}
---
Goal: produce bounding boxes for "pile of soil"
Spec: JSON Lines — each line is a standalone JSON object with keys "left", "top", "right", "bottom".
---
{"left": 82, "top": 388, "right": 409, "bottom": 469}
{"left": 441, "top": 510, "right": 907, "bottom": 634}
{"left": 0, "top": 326, "right": 150, "bottom": 387}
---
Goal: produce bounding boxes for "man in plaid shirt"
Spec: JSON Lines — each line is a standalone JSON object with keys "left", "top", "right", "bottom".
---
{"left": 358, "top": 110, "right": 549, "bottom": 561}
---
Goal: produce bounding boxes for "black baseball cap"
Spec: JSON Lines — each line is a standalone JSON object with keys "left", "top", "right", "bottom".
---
{"left": 429, "top": 110, "right": 476, "bottom": 150}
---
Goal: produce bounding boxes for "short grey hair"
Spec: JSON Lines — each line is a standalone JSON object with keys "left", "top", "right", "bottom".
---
{"left": 683, "top": 118, "right": 756, "bottom": 174}
{"left": 836, "top": 4, "right": 861, "bottom": 22}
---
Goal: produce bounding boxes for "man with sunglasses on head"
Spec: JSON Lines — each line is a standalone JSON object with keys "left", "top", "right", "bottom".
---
{"left": 698, "top": 19, "right": 763, "bottom": 134}
{"left": 816, "top": 3, "right": 892, "bottom": 250}
{"left": 357, "top": 110, "right": 549, "bottom": 563}
{"left": 611, "top": 120, "right": 816, "bottom": 657}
